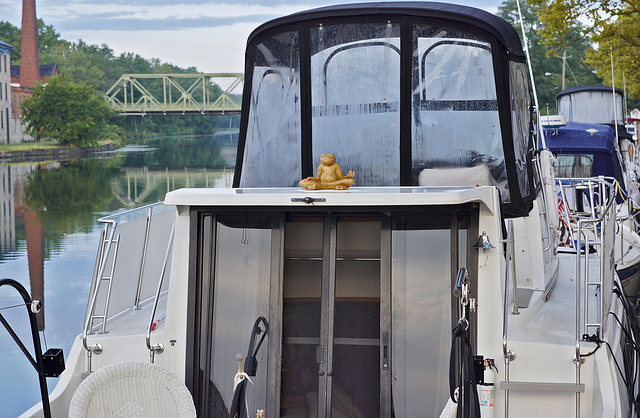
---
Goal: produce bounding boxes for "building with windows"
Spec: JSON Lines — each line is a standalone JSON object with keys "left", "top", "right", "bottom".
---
{"left": 4, "top": 0, "right": 59, "bottom": 143}
{"left": 10, "top": 63, "right": 59, "bottom": 142}
{"left": 0, "top": 40, "right": 12, "bottom": 144}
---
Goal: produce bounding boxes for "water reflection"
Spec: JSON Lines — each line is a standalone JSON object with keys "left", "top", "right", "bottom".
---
{"left": 0, "top": 135, "right": 235, "bottom": 417}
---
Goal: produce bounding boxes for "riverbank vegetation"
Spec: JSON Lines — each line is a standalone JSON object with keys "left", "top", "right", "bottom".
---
{"left": 21, "top": 76, "right": 126, "bottom": 147}
{"left": 0, "top": 19, "right": 231, "bottom": 143}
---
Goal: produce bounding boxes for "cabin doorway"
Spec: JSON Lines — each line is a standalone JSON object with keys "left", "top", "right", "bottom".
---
{"left": 188, "top": 207, "right": 477, "bottom": 417}
{"left": 278, "top": 214, "right": 387, "bottom": 417}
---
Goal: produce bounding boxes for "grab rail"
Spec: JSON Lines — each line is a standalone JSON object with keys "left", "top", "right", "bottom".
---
{"left": 502, "top": 219, "right": 517, "bottom": 417}
{"left": 134, "top": 206, "right": 154, "bottom": 310}
{"left": 557, "top": 177, "right": 616, "bottom": 418}
{"left": 82, "top": 219, "right": 117, "bottom": 354}
{"left": 534, "top": 151, "right": 554, "bottom": 252}
{"left": 574, "top": 180, "right": 615, "bottom": 418}
{"left": 146, "top": 221, "right": 176, "bottom": 363}
{"left": 82, "top": 202, "right": 166, "bottom": 366}
{"left": 556, "top": 176, "right": 616, "bottom": 249}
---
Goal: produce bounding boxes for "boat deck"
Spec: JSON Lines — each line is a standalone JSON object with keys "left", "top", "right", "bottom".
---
{"left": 85, "top": 292, "right": 168, "bottom": 341}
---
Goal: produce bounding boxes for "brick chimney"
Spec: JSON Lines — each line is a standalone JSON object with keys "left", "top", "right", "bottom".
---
{"left": 20, "top": 0, "right": 39, "bottom": 88}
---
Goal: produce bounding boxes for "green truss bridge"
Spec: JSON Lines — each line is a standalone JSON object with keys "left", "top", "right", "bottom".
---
{"left": 105, "top": 73, "right": 243, "bottom": 116}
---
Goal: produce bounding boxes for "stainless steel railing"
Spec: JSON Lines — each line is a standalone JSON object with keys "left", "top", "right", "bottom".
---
{"left": 557, "top": 177, "right": 616, "bottom": 417}
{"left": 502, "top": 219, "right": 517, "bottom": 417}
{"left": 82, "top": 202, "right": 170, "bottom": 369}
{"left": 146, "top": 221, "right": 176, "bottom": 362}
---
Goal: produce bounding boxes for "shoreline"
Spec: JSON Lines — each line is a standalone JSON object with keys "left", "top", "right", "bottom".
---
{"left": 0, "top": 143, "right": 117, "bottom": 163}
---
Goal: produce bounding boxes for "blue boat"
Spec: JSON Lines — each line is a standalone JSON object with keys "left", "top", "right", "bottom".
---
{"left": 544, "top": 119, "right": 640, "bottom": 301}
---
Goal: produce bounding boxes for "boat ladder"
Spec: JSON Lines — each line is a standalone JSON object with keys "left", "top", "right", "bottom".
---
{"left": 81, "top": 202, "right": 170, "bottom": 372}
{"left": 82, "top": 220, "right": 120, "bottom": 366}
{"left": 89, "top": 225, "right": 120, "bottom": 335}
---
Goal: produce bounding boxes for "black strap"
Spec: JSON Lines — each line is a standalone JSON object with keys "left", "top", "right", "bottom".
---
{"left": 449, "top": 321, "right": 481, "bottom": 418}
{"left": 245, "top": 316, "right": 269, "bottom": 376}
{"left": 247, "top": 316, "right": 269, "bottom": 359}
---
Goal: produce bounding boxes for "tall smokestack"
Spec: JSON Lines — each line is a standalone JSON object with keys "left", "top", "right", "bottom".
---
{"left": 20, "top": 0, "right": 39, "bottom": 88}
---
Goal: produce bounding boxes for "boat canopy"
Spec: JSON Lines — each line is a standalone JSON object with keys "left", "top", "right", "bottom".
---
{"left": 234, "top": 2, "right": 535, "bottom": 217}
{"left": 544, "top": 121, "right": 627, "bottom": 194}
{"left": 557, "top": 86, "right": 626, "bottom": 126}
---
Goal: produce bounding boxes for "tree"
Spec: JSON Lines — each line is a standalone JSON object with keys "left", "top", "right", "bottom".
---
{"left": 21, "top": 76, "right": 124, "bottom": 146}
{"left": 0, "top": 21, "right": 20, "bottom": 63}
{"left": 60, "top": 47, "right": 107, "bottom": 90}
{"left": 0, "top": 19, "right": 66, "bottom": 64}
{"left": 532, "top": 0, "right": 640, "bottom": 98}
{"left": 497, "top": 0, "right": 601, "bottom": 112}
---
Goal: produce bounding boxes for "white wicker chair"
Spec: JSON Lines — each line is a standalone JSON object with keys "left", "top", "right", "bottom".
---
{"left": 68, "top": 361, "right": 196, "bottom": 418}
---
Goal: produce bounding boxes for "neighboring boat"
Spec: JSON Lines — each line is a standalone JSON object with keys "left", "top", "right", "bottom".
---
{"left": 556, "top": 85, "right": 640, "bottom": 198}
{"left": 543, "top": 118, "right": 640, "bottom": 300}
{"left": 17, "top": 3, "right": 640, "bottom": 417}
{"left": 548, "top": 86, "right": 640, "bottom": 302}
{"left": 557, "top": 86, "right": 627, "bottom": 127}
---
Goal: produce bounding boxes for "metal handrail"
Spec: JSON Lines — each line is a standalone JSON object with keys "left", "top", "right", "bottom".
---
{"left": 134, "top": 206, "right": 154, "bottom": 310}
{"left": 556, "top": 176, "right": 616, "bottom": 248}
{"left": 97, "top": 201, "right": 166, "bottom": 223}
{"left": 571, "top": 178, "right": 616, "bottom": 418}
{"left": 502, "top": 219, "right": 517, "bottom": 417}
{"left": 83, "top": 202, "right": 166, "bottom": 359}
{"left": 534, "top": 151, "right": 555, "bottom": 252}
{"left": 82, "top": 219, "right": 118, "bottom": 353}
{"left": 146, "top": 221, "right": 176, "bottom": 362}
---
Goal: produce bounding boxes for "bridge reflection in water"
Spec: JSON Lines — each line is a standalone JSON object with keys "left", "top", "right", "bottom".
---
{"left": 105, "top": 73, "right": 243, "bottom": 116}
{"left": 113, "top": 165, "right": 234, "bottom": 208}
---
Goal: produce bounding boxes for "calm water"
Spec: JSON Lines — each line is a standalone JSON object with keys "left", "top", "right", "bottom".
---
{"left": 0, "top": 135, "right": 235, "bottom": 417}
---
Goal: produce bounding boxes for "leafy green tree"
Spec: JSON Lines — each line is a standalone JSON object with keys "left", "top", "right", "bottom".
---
{"left": 532, "top": 0, "right": 640, "bottom": 98}
{"left": 60, "top": 46, "right": 108, "bottom": 90}
{"left": 582, "top": 11, "right": 640, "bottom": 98}
{"left": 0, "top": 21, "right": 20, "bottom": 63}
{"left": 21, "top": 76, "right": 123, "bottom": 146}
{"left": 0, "top": 19, "right": 66, "bottom": 64}
{"left": 497, "top": 0, "right": 601, "bottom": 112}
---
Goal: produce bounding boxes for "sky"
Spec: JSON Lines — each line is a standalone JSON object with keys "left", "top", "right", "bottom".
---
{"left": 1, "top": 0, "right": 502, "bottom": 73}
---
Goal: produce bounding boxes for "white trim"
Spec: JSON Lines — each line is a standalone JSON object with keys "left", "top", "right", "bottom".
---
{"left": 164, "top": 186, "right": 497, "bottom": 214}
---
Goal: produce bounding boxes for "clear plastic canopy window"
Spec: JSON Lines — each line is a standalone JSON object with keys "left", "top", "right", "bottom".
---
{"left": 240, "top": 22, "right": 511, "bottom": 198}
{"left": 554, "top": 154, "right": 594, "bottom": 178}
{"left": 557, "top": 90, "right": 625, "bottom": 125}
{"left": 241, "top": 31, "right": 302, "bottom": 188}
{"left": 411, "top": 25, "right": 508, "bottom": 201}
{"left": 311, "top": 23, "right": 401, "bottom": 186}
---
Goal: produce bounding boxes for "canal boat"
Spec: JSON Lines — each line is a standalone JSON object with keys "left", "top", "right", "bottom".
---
{"left": 19, "top": 2, "right": 640, "bottom": 417}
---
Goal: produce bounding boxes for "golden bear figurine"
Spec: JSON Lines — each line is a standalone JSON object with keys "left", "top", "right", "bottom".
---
{"left": 299, "top": 153, "right": 355, "bottom": 190}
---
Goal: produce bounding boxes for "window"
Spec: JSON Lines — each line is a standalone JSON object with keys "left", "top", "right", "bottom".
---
{"left": 554, "top": 154, "right": 594, "bottom": 178}
{"left": 310, "top": 22, "right": 401, "bottom": 186}
{"left": 558, "top": 91, "right": 624, "bottom": 125}
{"left": 411, "top": 25, "right": 508, "bottom": 200}
{"left": 241, "top": 31, "right": 301, "bottom": 187}
{"left": 510, "top": 61, "right": 531, "bottom": 197}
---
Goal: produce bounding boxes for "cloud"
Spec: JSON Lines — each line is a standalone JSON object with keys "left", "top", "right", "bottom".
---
{"left": 53, "top": 14, "right": 279, "bottom": 32}
{"left": 40, "top": 2, "right": 315, "bottom": 30}
{"left": 2, "top": 0, "right": 502, "bottom": 73}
